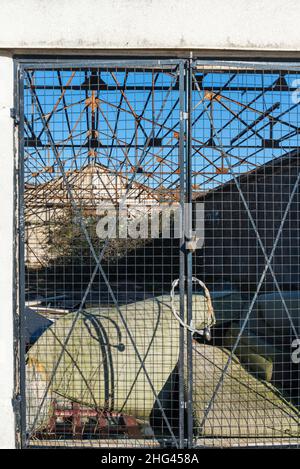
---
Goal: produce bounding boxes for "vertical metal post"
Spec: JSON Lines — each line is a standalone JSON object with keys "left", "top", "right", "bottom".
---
{"left": 17, "top": 65, "right": 27, "bottom": 448}
{"left": 185, "top": 58, "right": 194, "bottom": 448}
{"left": 178, "top": 60, "right": 186, "bottom": 449}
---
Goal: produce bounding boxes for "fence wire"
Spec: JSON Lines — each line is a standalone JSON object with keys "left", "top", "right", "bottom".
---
{"left": 190, "top": 62, "right": 300, "bottom": 448}
{"left": 18, "top": 60, "right": 300, "bottom": 448}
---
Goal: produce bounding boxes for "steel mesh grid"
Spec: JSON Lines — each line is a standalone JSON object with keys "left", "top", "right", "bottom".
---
{"left": 190, "top": 62, "right": 300, "bottom": 448}
{"left": 17, "top": 59, "right": 300, "bottom": 449}
{"left": 22, "top": 63, "right": 184, "bottom": 448}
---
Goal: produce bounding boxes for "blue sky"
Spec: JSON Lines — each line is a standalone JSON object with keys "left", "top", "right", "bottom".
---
{"left": 23, "top": 67, "right": 300, "bottom": 192}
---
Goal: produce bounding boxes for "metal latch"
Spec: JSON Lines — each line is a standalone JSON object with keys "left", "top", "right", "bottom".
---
{"left": 10, "top": 108, "right": 19, "bottom": 125}
{"left": 180, "top": 111, "right": 188, "bottom": 121}
{"left": 185, "top": 235, "right": 200, "bottom": 252}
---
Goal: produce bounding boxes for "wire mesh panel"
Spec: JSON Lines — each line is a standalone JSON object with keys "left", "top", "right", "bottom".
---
{"left": 17, "top": 59, "right": 300, "bottom": 449}
{"left": 20, "top": 61, "right": 188, "bottom": 448}
{"left": 189, "top": 61, "right": 300, "bottom": 448}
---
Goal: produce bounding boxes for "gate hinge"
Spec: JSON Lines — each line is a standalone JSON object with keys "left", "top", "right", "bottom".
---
{"left": 10, "top": 108, "right": 19, "bottom": 125}
{"left": 180, "top": 111, "right": 188, "bottom": 121}
{"left": 12, "top": 394, "right": 22, "bottom": 412}
{"left": 12, "top": 395, "right": 22, "bottom": 434}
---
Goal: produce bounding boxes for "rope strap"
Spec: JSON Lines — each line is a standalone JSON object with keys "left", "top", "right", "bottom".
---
{"left": 170, "top": 277, "right": 216, "bottom": 339}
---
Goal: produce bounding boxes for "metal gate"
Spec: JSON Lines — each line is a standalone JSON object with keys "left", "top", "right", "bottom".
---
{"left": 15, "top": 59, "right": 300, "bottom": 448}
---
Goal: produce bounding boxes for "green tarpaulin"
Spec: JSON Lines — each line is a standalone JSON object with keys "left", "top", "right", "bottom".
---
{"left": 27, "top": 294, "right": 300, "bottom": 438}
{"left": 190, "top": 342, "right": 299, "bottom": 438}
{"left": 27, "top": 294, "right": 209, "bottom": 429}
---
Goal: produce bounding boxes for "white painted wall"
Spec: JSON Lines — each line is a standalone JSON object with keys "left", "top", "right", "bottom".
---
{"left": 0, "top": 54, "right": 15, "bottom": 449}
{"left": 0, "top": 0, "right": 300, "bottom": 51}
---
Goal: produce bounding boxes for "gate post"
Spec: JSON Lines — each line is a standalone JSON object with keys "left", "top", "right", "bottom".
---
{"left": 0, "top": 53, "right": 16, "bottom": 448}
{"left": 185, "top": 57, "right": 194, "bottom": 448}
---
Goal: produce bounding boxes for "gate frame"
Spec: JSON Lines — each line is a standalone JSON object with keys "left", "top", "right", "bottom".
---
{"left": 14, "top": 56, "right": 300, "bottom": 449}
{"left": 14, "top": 57, "right": 190, "bottom": 449}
